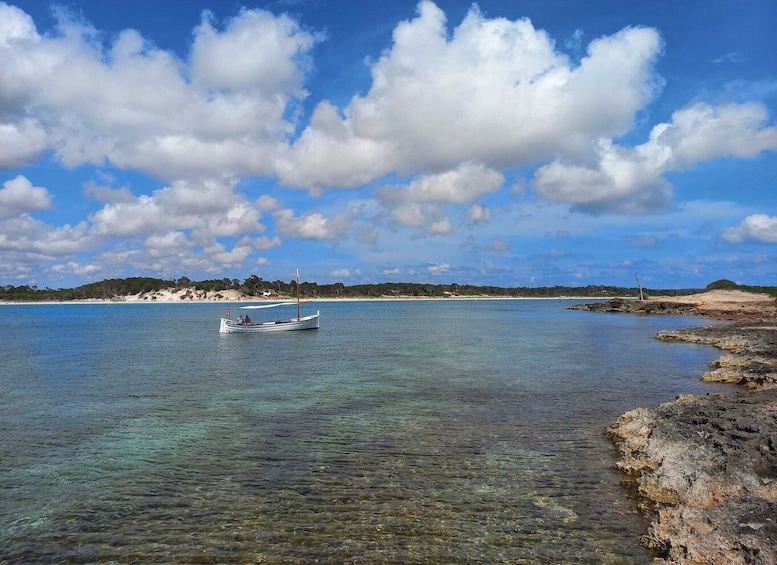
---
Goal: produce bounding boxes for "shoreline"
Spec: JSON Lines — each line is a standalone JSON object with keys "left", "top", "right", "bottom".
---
{"left": 0, "top": 295, "right": 611, "bottom": 306}
{"left": 585, "top": 291, "right": 777, "bottom": 564}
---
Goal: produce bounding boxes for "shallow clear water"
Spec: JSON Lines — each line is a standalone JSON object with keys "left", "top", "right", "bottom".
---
{"left": 0, "top": 300, "right": 731, "bottom": 563}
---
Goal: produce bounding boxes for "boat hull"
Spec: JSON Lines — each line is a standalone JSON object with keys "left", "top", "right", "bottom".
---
{"left": 219, "top": 311, "right": 320, "bottom": 333}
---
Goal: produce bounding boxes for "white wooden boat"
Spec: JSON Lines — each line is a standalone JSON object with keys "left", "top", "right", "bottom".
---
{"left": 219, "top": 269, "right": 320, "bottom": 333}
{"left": 219, "top": 303, "right": 320, "bottom": 333}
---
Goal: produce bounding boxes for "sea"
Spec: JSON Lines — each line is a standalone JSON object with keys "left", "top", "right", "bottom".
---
{"left": 0, "top": 299, "right": 732, "bottom": 564}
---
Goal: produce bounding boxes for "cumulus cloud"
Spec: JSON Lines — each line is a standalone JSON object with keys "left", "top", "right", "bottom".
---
{"left": 83, "top": 181, "right": 136, "bottom": 204}
{"left": 253, "top": 235, "right": 283, "bottom": 250}
{"left": 330, "top": 268, "right": 351, "bottom": 278}
{"left": 51, "top": 261, "right": 100, "bottom": 277}
{"left": 0, "top": 120, "right": 48, "bottom": 167}
{"left": 488, "top": 239, "right": 510, "bottom": 251}
{"left": 378, "top": 163, "right": 502, "bottom": 233}
{"left": 0, "top": 214, "right": 91, "bottom": 257}
{"left": 535, "top": 102, "right": 777, "bottom": 214}
{"left": 1, "top": 1, "right": 776, "bottom": 286}
{"left": 145, "top": 231, "right": 191, "bottom": 257}
{"left": 278, "top": 1, "right": 662, "bottom": 189}
{"left": 467, "top": 204, "right": 491, "bottom": 223}
{"left": 273, "top": 208, "right": 354, "bottom": 240}
{"left": 0, "top": 175, "right": 51, "bottom": 218}
{"left": 427, "top": 262, "right": 450, "bottom": 274}
{"left": 723, "top": 214, "right": 777, "bottom": 243}
{"left": 387, "top": 163, "right": 503, "bottom": 205}
{"left": 428, "top": 217, "right": 452, "bottom": 235}
{"left": 0, "top": 3, "right": 319, "bottom": 180}
{"left": 89, "top": 177, "right": 265, "bottom": 240}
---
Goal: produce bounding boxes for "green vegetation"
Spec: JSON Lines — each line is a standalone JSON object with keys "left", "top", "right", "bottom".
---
{"left": 706, "top": 279, "right": 777, "bottom": 298}
{"left": 0, "top": 275, "right": 715, "bottom": 302}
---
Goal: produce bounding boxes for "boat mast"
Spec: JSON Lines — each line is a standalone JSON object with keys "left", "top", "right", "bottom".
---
{"left": 296, "top": 268, "right": 301, "bottom": 321}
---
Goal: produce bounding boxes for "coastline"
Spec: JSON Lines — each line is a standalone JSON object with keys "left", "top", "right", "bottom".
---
{"left": 582, "top": 291, "right": 777, "bottom": 564}
{"left": 0, "top": 292, "right": 609, "bottom": 306}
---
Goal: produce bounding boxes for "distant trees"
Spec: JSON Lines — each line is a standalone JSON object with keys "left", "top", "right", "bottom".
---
{"left": 2, "top": 275, "right": 773, "bottom": 303}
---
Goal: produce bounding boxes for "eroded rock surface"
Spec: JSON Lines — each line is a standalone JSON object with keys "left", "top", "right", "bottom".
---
{"left": 607, "top": 391, "right": 777, "bottom": 564}
{"left": 574, "top": 291, "right": 777, "bottom": 563}
{"left": 657, "top": 324, "right": 777, "bottom": 389}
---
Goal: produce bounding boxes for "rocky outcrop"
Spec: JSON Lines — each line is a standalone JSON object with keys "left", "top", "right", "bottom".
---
{"left": 657, "top": 324, "right": 777, "bottom": 389}
{"left": 577, "top": 292, "right": 777, "bottom": 563}
{"left": 569, "top": 292, "right": 776, "bottom": 321}
{"left": 607, "top": 391, "right": 777, "bottom": 564}
{"left": 568, "top": 299, "right": 701, "bottom": 316}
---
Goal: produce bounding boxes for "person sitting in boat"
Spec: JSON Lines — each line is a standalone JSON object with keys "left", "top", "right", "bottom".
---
{"left": 236, "top": 314, "right": 244, "bottom": 325}
{"left": 244, "top": 314, "right": 252, "bottom": 325}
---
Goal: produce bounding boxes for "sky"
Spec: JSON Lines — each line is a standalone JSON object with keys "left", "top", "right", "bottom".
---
{"left": 1, "top": 0, "right": 776, "bottom": 290}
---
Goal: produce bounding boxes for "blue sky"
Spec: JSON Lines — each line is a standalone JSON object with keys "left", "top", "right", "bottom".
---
{"left": 1, "top": 0, "right": 775, "bottom": 290}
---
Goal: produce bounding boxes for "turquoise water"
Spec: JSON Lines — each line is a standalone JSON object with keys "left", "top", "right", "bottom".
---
{"left": 0, "top": 300, "right": 729, "bottom": 563}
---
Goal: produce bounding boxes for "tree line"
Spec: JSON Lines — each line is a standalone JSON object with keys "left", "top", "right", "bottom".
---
{"left": 1, "top": 276, "right": 773, "bottom": 302}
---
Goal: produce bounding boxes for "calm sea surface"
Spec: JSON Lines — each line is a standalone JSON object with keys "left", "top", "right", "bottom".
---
{"left": 0, "top": 300, "right": 731, "bottom": 564}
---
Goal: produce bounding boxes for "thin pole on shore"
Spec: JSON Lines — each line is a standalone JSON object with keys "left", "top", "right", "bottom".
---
{"left": 635, "top": 273, "right": 644, "bottom": 301}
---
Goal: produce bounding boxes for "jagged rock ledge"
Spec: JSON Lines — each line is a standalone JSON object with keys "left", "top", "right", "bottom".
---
{"left": 606, "top": 390, "right": 777, "bottom": 564}
{"left": 568, "top": 299, "right": 701, "bottom": 316}
{"left": 574, "top": 291, "right": 777, "bottom": 563}
{"left": 658, "top": 324, "right": 777, "bottom": 390}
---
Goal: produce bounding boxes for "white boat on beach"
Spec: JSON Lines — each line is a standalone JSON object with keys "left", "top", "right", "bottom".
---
{"left": 219, "top": 270, "right": 320, "bottom": 333}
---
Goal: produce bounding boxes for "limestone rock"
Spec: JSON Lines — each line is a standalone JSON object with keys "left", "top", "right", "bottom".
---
{"left": 607, "top": 390, "right": 777, "bottom": 564}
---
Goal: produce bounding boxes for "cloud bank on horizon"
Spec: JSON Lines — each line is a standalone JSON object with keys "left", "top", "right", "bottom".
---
{"left": 0, "top": 0, "right": 775, "bottom": 288}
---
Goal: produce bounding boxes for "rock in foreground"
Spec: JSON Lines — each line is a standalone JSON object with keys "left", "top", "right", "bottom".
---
{"left": 607, "top": 391, "right": 777, "bottom": 564}
{"left": 578, "top": 291, "right": 777, "bottom": 563}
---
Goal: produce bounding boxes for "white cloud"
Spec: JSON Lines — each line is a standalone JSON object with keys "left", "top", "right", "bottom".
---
{"left": 428, "top": 217, "right": 452, "bottom": 235}
{"left": 51, "top": 261, "right": 100, "bottom": 276}
{"left": 88, "top": 177, "right": 264, "bottom": 240}
{"left": 723, "top": 214, "right": 777, "bottom": 243}
{"left": 204, "top": 241, "right": 254, "bottom": 266}
{"left": 535, "top": 102, "right": 777, "bottom": 214}
{"left": 0, "top": 214, "right": 91, "bottom": 256}
{"left": 468, "top": 204, "right": 491, "bottom": 223}
{"left": 330, "top": 268, "right": 351, "bottom": 277}
{"left": 0, "top": 120, "right": 47, "bottom": 167}
{"left": 488, "top": 239, "right": 510, "bottom": 251}
{"left": 389, "top": 203, "right": 426, "bottom": 228}
{"left": 273, "top": 208, "right": 353, "bottom": 240}
{"left": 392, "top": 163, "right": 503, "bottom": 204}
{"left": 427, "top": 262, "right": 450, "bottom": 274}
{"left": 0, "top": 4, "right": 319, "bottom": 180}
{"left": 145, "top": 231, "right": 190, "bottom": 257}
{"left": 191, "top": 9, "right": 315, "bottom": 96}
{"left": 0, "top": 175, "right": 51, "bottom": 218}
{"left": 83, "top": 181, "right": 136, "bottom": 204}
{"left": 256, "top": 194, "right": 281, "bottom": 211}
{"left": 378, "top": 163, "right": 502, "bottom": 232}
{"left": 253, "top": 235, "right": 282, "bottom": 250}
{"left": 279, "top": 2, "right": 662, "bottom": 189}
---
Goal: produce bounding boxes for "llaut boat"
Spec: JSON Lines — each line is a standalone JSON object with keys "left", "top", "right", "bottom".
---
{"left": 219, "top": 270, "right": 320, "bottom": 333}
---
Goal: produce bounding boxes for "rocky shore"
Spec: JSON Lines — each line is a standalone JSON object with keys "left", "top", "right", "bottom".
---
{"left": 577, "top": 291, "right": 777, "bottom": 564}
